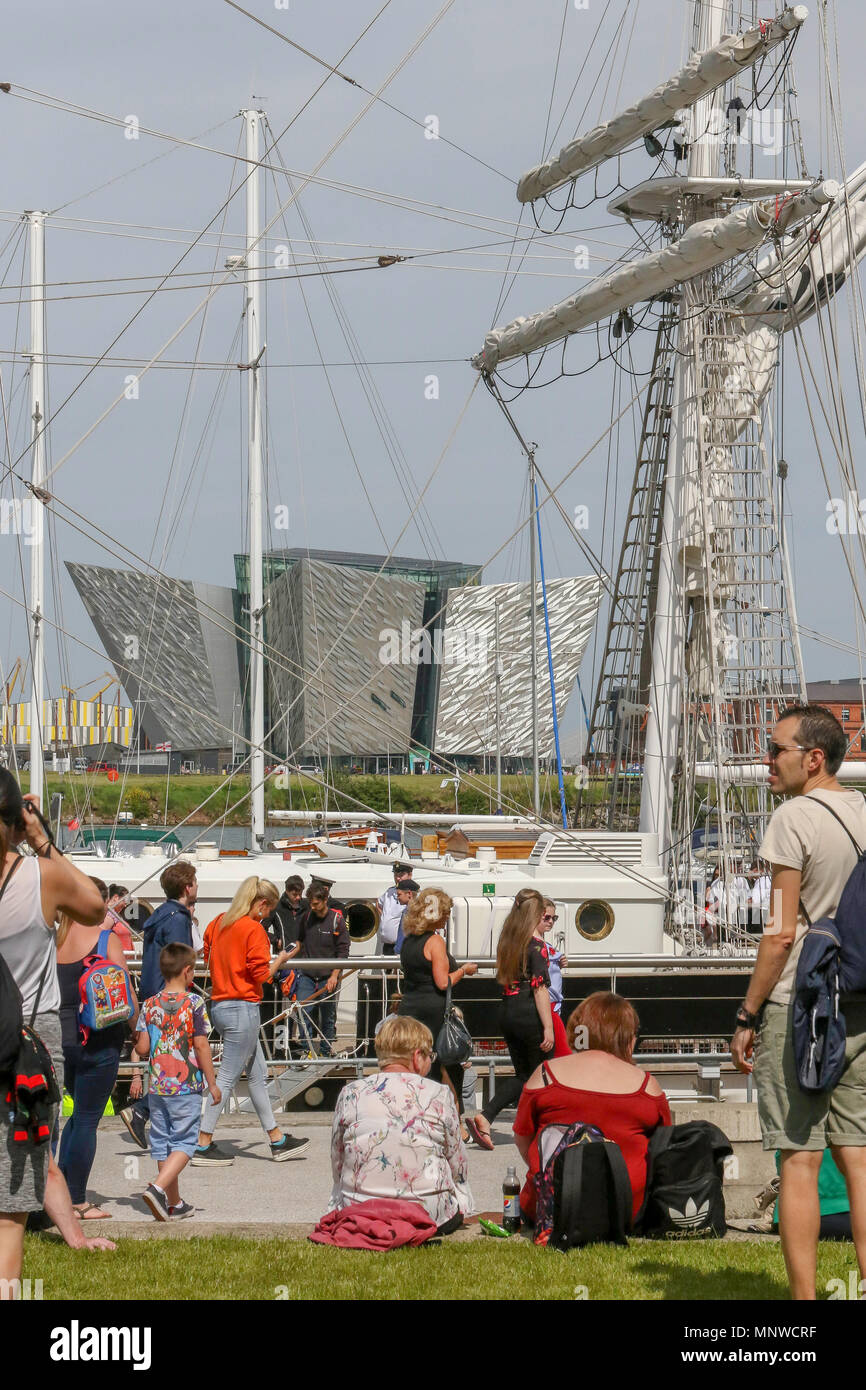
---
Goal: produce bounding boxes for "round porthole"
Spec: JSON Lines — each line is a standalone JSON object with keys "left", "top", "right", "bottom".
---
{"left": 344, "top": 899, "right": 381, "bottom": 942}
{"left": 575, "top": 899, "right": 615, "bottom": 941}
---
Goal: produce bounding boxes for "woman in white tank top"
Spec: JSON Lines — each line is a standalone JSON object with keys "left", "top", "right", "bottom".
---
{"left": 0, "top": 771, "right": 112, "bottom": 1296}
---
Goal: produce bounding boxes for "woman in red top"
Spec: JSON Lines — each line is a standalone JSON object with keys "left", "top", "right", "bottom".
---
{"left": 195, "top": 876, "right": 307, "bottom": 1165}
{"left": 513, "top": 992, "right": 671, "bottom": 1225}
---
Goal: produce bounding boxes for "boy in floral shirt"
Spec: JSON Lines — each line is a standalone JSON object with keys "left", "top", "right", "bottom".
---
{"left": 131, "top": 942, "right": 219, "bottom": 1219}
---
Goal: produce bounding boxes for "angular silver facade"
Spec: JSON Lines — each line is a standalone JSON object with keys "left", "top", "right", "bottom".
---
{"left": 67, "top": 563, "right": 242, "bottom": 749}
{"left": 433, "top": 577, "right": 603, "bottom": 756}
{"left": 266, "top": 557, "right": 425, "bottom": 757}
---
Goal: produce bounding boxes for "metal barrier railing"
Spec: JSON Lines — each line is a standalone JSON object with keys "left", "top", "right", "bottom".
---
{"left": 116, "top": 955, "right": 753, "bottom": 1105}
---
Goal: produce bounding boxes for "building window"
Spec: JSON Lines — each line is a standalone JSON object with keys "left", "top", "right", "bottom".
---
{"left": 861, "top": 732, "right": 866, "bottom": 754}
{"left": 842, "top": 708, "right": 850, "bottom": 723}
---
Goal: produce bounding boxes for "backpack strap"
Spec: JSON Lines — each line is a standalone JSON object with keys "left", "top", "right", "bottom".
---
{"left": 555, "top": 1139, "right": 588, "bottom": 1245}
{"left": 0, "top": 858, "right": 51, "bottom": 1030}
{"left": 603, "top": 1142, "right": 634, "bottom": 1242}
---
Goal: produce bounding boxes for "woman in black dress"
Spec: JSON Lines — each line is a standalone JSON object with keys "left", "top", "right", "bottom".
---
{"left": 398, "top": 887, "right": 478, "bottom": 1110}
{"left": 465, "top": 888, "right": 553, "bottom": 1150}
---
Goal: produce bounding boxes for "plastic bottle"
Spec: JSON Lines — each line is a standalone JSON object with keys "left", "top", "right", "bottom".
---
{"left": 502, "top": 1164, "right": 521, "bottom": 1232}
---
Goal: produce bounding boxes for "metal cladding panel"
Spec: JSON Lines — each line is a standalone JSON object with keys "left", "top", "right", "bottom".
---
{"left": 266, "top": 558, "right": 425, "bottom": 757}
{"left": 433, "top": 577, "right": 602, "bottom": 756}
{"left": 66, "top": 562, "right": 240, "bottom": 749}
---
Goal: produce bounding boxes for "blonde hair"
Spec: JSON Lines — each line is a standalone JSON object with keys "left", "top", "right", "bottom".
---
{"left": 375, "top": 1015, "right": 433, "bottom": 1065}
{"left": 56, "top": 912, "right": 74, "bottom": 950}
{"left": 402, "top": 886, "right": 453, "bottom": 936}
{"left": 222, "top": 875, "right": 279, "bottom": 928}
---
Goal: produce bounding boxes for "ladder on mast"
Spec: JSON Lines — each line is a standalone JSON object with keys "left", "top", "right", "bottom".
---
{"left": 576, "top": 302, "right": 678, "bottom": 830}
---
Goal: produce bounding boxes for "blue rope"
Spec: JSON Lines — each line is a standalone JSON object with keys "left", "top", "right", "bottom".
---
{"left": 534, "top": 481, "right": 568, "bottom": 828}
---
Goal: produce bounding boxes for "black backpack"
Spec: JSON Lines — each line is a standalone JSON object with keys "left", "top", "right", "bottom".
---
{"left": 543, "top": 1122, "right": 633, "bottom": 1251}
{"left": 0, "top": 858, "right": 25, "bottom": 1076}
{"left": 636, "top": 1121, "right": 732, "bottom": 1238}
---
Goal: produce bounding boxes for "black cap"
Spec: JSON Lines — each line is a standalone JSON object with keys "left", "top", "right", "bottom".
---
{"left": 398, "top": 879, "right": 419, "bottom": 892}
{"left": 393, "top": 862, "right": 413, "bottom": 875}
{"left": 310, "top": 875, "right": 336, "bottom": 889}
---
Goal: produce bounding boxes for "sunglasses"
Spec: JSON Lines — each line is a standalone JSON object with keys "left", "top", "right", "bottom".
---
{"left": 766, "top": 741, "right": 811, "bottom": 760}
{"left": 542, "top": 913, "right": 558, "bottom": 923}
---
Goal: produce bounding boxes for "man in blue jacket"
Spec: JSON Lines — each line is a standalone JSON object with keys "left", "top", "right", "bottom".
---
{"left": 120, "top": 860, "right": 199, "bottom": 1150}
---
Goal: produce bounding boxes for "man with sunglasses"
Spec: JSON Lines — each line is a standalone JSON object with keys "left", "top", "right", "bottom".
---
{"left": 731, "top": 704, "right": 866, "bottom": 1300}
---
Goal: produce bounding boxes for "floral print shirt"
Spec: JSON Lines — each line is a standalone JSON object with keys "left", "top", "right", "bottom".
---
{"left": 329, "top": 1072, "right": 475, "bottom": 1227}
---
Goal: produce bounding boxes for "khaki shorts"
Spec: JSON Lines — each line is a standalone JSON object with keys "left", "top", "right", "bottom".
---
{"left": 754, "top": 998, "right": 866, "bottom": 1150}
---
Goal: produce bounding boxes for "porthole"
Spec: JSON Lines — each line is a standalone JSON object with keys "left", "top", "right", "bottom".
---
{"left": 344, "top": 899, "right": 381, "bottom": 942}
{"left": 575, "top": 899, "right": 615, "bottom": 942}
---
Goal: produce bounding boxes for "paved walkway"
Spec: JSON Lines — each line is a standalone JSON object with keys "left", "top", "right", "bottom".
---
{"left": 79, "top": 1114, "right": 512, "bottom": 1227}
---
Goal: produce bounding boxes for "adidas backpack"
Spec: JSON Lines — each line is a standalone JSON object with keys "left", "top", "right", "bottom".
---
{"left": 78, "top": 928, "right": 135, "bottom": 1042}
{"left": 636, "top": 1121, "right": 731, "bottom": 1238}
{"left": 534, "top": 1120, "right": 632, "bottom": 1250}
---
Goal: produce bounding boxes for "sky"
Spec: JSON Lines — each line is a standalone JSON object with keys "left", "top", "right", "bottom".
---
{"left": 1, "top": 0, "right": 865, "bottom": 741}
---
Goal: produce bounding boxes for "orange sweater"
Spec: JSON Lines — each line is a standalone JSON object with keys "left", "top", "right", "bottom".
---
{"left": 203, "top": 914, "right": 272, "bottom": 1002}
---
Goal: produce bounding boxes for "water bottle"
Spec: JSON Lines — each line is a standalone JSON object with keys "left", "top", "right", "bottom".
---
{"left": 502, "top": 1165, "right": 521, "bottom": 1232}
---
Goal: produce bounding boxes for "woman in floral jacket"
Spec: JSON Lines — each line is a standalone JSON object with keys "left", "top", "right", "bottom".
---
{"left": 328, "top": 1015, "right": 474, "bottom": 1233}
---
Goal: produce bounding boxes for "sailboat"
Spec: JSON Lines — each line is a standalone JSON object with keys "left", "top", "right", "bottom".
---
{"left": 12, "top": 1, "right": 866, "bottom": 1050}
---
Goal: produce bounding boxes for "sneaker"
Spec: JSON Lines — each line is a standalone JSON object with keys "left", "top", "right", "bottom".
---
{"left": 119, "top": 1106, "right": 148, "bottom": 1150}
{"left": 141, "top": 1183, "right": 170, "bottom": 1222}
{"left": 270, "top": 1134, "right": 310, "bottom": 1162}
{"left": 191, "top": 1143, "right": 234, "bottom": 1166}
{"left": 169, "top": 1201, "right": 195, "bottom": 1219}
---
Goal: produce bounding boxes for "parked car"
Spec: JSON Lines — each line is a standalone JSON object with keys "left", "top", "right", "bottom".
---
{"left": 72, "top": 758, "right": 88, "bottom": 774}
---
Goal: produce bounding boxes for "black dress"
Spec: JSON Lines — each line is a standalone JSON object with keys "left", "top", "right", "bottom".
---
{"left": 398, "top": 932, "right": 464, "bottom": 1108}
{"left": 481, "top": 940, "right": 550, "bottom": 1124}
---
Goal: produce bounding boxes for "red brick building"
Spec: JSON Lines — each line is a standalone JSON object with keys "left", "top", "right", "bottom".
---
{"left": 806, "top": 679, "right": 866, "bottom": 760}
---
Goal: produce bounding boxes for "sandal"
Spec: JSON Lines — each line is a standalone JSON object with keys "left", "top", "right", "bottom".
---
{"left": 73, "top": 1202, "right": 113, "bottom": 1220}
{"left": 465, "top": 1116, "right": 495, "bottom": 1151}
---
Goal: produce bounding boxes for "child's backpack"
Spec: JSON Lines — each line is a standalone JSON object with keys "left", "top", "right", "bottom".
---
{"left": 534, "top": 1120, "right": 632, "bottom": 1250}
{"left": 635, "top": 1121, "right": 731, "bottom": 1238}
{"left": 78, "top": 928, "right": 135, "bottom": 1043}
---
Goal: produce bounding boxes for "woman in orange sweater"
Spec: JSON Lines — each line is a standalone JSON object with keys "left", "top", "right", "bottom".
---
{"left": 194, "top": 877, "right": 308, "bottom": 1164}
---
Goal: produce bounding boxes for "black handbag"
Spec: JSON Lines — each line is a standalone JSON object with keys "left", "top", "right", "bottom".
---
{"left": 435, "top": 982, "right": 472, "bottom": 1067}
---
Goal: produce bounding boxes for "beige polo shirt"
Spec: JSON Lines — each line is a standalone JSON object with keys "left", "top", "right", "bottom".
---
{"left": 759, "top": 788, "right": 866, "bottom": 1004}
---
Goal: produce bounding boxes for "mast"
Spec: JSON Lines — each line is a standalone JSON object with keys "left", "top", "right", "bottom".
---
{"left": 494, "top": 594, "right": 502, "bottom": 812}
{"left": 243, "top": 109, "right": 266, "bottom": 852}
{"left": 528, "top": 447, "right": 540, "bottom": 816}
{"left": 27, "top": 211, "right": 47, "bottom": 807}
{"left": 638, "top": 0, "right": 725, "bottom": 859}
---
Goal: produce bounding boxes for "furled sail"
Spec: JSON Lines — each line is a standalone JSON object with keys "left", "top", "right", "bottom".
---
{"left": 472, "top": 180, "right": 838, "bottom": 373}
{"left": 516, "top": 6, "right": 808, "bottom": 204}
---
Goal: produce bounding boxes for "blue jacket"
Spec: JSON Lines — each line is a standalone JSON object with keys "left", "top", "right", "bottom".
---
{"left": 139, "top": 900, "right": 193, "bottom": 1000}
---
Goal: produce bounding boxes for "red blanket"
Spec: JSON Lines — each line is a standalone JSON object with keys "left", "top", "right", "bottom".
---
{"left": 309, "top": 1199, "right": 438, "bottom": 1250}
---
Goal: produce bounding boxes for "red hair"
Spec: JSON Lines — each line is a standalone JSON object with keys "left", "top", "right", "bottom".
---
{"left": 566, "top": 992, "right": 639, "bottom": 1061}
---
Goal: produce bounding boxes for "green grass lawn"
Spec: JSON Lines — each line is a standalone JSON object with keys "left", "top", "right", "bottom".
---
{"left": 22, "top": 1234, "right": 859, "bottom": 1301}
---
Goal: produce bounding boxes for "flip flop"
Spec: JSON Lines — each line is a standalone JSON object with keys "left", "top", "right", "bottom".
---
{"left": 465, "top": 1116, "right": 495, "bottom": 1151}
{"left": 73, "top": 1203, "right": 113, "bottom": 1220}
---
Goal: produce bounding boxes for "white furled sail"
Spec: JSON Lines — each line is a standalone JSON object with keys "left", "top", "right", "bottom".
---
{"left": 516, "top": 6, "right": 808, "bottom": 204}
{"left": 731, "top": 159, "right": 866, "bottom": 331}
{"left": 472, "top": 180, "right": 838, "bottom": 373}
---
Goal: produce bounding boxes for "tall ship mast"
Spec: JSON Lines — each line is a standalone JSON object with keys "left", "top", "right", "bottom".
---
{"left": 472, "top": 1, "right": 866, "bottom": 951}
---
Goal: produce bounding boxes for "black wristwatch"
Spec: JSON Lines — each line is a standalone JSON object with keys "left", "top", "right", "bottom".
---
{"left": 735, "top": 1005, "right": 760, "bottom": 1031}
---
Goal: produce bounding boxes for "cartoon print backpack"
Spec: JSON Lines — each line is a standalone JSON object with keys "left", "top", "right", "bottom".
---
{"left": 78, "top": 928, "right": 135, "bottom": 1042}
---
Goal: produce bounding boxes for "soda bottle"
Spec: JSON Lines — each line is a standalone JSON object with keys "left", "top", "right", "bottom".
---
{"left": 502, "top": 1165, "right": 521, "bottom": 1232}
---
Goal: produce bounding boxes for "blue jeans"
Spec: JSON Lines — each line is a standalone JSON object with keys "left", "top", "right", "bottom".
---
{"left": 199, "top": 1000, "right": 276, "bottom": 1136}
{"left": 57, "top": 1044, "right": 121, "bottom": 1204}
{"left": 296, "top": 974, "right": 337, "bottom": 1056}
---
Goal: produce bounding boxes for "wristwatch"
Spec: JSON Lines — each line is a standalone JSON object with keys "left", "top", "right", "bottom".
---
{"left": 735, "top": 1005, "right": 760, "bottom": 1031}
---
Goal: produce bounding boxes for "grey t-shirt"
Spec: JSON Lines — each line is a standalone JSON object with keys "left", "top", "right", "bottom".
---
{"left": 759, "top": 788, "right": 866, "bottom": 1004}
